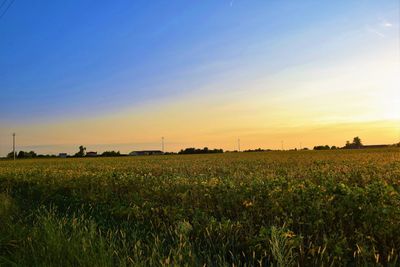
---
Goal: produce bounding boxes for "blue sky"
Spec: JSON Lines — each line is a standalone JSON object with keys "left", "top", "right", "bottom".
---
{"left": 0, "top": 1, "right": 399, "bottom": 154}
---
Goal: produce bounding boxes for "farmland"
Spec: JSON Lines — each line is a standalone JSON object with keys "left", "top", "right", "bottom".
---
{"left": 0, "top": 149, "right": 399, "bottom": 266}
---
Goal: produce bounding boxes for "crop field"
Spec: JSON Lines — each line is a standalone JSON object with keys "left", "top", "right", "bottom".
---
{"left": 0, "top": 149, "right": 399, "bottom": 266}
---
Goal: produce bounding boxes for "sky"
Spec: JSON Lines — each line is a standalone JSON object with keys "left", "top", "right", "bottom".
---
{"left": 0, "top": 1, "right": 399, "bottom": 155}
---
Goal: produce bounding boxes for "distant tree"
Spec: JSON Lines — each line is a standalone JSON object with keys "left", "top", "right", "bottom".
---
{"left": 179, "top": 148, "right": 195, "bottom": 154}
{"left": 163, "top": 152, "right": 177, "bottom": 155}
{"left": 344, "top": 137, "right": 363, "bottom": 149}
{"left": 352, "top": 137, "right": 362, "bottom": 148}
{"left": 37, "top": 154, "right": 57, "bottom": 158}
{"left": 74, "top": 145, "right": 86, "bottom": 157}
{"left": 29, "top": 151, "right": 37, "bottom": 157}
{"left": 101, "top": 151, "right": 121, "bottom": 157}
{"left": 313, "top": 145, "right": 330, "bottom": 150}
{"left": 244, "top": 148, "right": 271, "bottom": 152}
{"left": 331, "top": 146, "right": 338, "bottom": 150}
{"left": 178, "top": 147, "right": 223, "bottom": 154}
{"left": 6, "top": 151, "right": 15, "bottom": 158}
{"left": 16, "top": 151, "right": 37, "bottom": 159}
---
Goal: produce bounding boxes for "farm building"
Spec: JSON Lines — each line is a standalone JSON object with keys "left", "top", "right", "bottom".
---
{"left": 86, "top": 151, "right": 98, "bottom": 157}
{"left": 129, "top": 150, "right": 164, "bottom": 156}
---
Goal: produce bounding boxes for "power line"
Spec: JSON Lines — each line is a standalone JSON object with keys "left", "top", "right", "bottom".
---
{"left": 0, "top": 0, "right": 15, "bottom": 20}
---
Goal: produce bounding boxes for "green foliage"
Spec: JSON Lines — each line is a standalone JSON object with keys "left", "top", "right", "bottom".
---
{"left": 0, "top": 149, "right": 399, "bottom": 266}
{"left": 269, "top": 225, "right": 298, "bottom": 267}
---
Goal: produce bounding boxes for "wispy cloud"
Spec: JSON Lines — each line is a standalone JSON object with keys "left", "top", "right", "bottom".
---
{"left": 366, "top": 26, "right": 385, "bottom": 38}
{"left": 380, "top": 20, "right": 393, "bottom": 28}
{"left": 365, "top": 19, "right": 394, "bottom": 38}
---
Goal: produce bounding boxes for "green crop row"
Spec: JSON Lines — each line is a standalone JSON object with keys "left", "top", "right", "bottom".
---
{"left": 0, "top": 149, "right": 399, "bottom": 266}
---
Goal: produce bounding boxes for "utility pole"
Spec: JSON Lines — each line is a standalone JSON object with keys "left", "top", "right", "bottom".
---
{"left": 281, "top": 140, "right": 284, "bottom": 151}
{"left": 12, "top": 133, "right": 15, "bottom": 160}
{"left": 238, "top": 138, "right": 241, "bottom": 152}
{"left": 161, "top": 137, "right": 164, "bottom": 153}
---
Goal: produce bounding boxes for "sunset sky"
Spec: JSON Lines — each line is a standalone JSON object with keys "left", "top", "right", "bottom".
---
{"left": 0, "top": 1, "right": 399, "bottom": 155}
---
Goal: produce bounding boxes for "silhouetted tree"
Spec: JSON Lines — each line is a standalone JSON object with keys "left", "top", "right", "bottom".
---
{"left": 74, "top": 145, "right": 86, "bottom": 157}
{"left": 101, "top": 151, "right": 121, "bottom": 157}
{"left": 178, "top": 147, "right": 223, "bottom": 154}
{"left": 344, "top": 137, "right": 363, "bottom": 149}
{"left": 243, "top": 148, "right": 272, "bottom": 152}
{"left": 352, "top": 137, "right": 362, "bottom": 148}
{"left": 16, "top": 151, "right": 37, "bottom": 158}
{"left": 313, "top": 145, "right": 330, "bottom": 150}
{"left": 37, "top": 154, "right": 57, "bottom": 158}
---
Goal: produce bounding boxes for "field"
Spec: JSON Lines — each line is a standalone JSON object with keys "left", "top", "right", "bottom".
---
{"left": 0, "top": 149, "right": 399, "bottom": 266}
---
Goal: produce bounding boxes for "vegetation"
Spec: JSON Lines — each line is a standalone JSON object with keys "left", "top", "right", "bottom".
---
{"left": 243, "top": 148, "right": 272, "bottom": 152}
{"left": 178, "top": 147, "right": 223, "bottom": 154}
{"left": 344, "top": 137, "right": 363, "bottom": 149}
{"left": 313, "top": 145, "right": 331, "bottom": 150}
{"left": 0, "top": 149, "right": 399, "bottom": 266}
{"left": 6, "top": 151, "right": 37, "bottom": 159}
{"left": 17, "top": 150, "right": 37, "bottom": 158}
{"left": 74, "top": 145, "right": 86, "bottom": 157}
{"left": 101, "top": 151, "right": 122, "bottom": 157}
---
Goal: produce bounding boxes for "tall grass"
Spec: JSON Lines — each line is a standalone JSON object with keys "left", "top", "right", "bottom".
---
{"left": 0, "top": 149, "right": 399, "bottom": 266}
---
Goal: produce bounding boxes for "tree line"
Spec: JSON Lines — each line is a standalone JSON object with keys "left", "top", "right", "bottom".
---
{"left": 4, "top": 136, "right": 399, "bottom": 159}
{"left": 178, "top": 147, "right": 223, "bottom": 154}
{"left": 5, "top": 146, "right": 123, "bottom": 159}
{"left": 313, "top": 136, "right": 363, "bottom": 150}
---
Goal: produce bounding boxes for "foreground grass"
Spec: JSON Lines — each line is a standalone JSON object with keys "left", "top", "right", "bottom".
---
{"left": 0, "top": 149, "right": 399, "bottom": 266}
